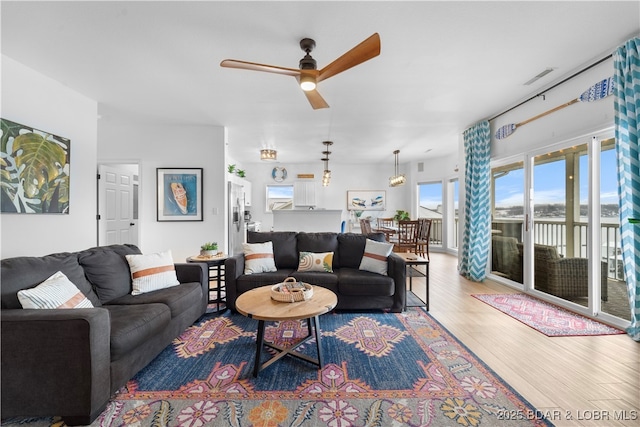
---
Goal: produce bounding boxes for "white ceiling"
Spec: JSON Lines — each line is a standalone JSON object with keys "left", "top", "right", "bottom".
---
{"left": 2, "top": 1, "right": 639, "bottom": 166}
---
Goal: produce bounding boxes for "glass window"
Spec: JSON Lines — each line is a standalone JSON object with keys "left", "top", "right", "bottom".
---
{"left": 266, "top": 185, "right": 293, "bottom": 211}
{"left": 448, "top": 178, "right": 459, "bottom": 249}
{"left": 418, "top": 182, "right": 442, "bottom": 245}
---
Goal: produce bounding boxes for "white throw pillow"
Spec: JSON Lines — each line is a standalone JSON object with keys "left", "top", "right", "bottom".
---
{"left": 298, "top": 251, "right": 334, "bottom": 272}
{"left": 17, "top": 271, "right": 94, "bottom": 309}
{"left": 243, "top": 242, "right": 277, "bottom": 274}
{"left": 125, "top": 250, "right": 180, "bottom": 295}
{"left": 359, "top": 239, "right": 394, "bottom": 275}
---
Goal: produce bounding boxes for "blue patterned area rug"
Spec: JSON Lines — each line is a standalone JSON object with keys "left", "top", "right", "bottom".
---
{"left": 4, "top": 308, "right": 552, "bottom": 426}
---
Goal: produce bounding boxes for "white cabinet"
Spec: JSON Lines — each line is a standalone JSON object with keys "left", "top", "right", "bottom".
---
{"left": 294, "top": 181, "right": 316, "bottom": 207}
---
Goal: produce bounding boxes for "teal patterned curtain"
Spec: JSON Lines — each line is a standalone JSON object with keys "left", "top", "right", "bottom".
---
{"left": 614, "top": 37, "right": 640, "bottom": 341}
{"left": 460, "top": 120, "right": 491, "bottom": 281}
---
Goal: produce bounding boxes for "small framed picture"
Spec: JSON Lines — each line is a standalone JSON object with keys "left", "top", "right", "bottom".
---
{"left": 157, "top": 168, "right": 203, "bottom": 221}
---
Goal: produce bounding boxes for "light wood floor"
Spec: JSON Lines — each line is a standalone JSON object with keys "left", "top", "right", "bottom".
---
{"left": 410, "top": 252, "right": 639, "bottom": 427}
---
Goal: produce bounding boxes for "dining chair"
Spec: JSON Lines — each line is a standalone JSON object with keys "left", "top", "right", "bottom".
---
{"left": 395, "top": 220, "right": 419, "bottom": 253}
{"left": 375, "top": 217, "right": 396, "bottom": 242}
{"left": 359, "top": 218, "right": 372, "bottom": 234}
{"left": 416, "top": 218, "right": 432, "bottom": 260}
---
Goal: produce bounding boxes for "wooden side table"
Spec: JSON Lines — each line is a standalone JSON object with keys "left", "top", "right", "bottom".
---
{"left": 396, "top": 252, "right": 430, "bottom": 311}
{"left": 187, "top": 254, "right": 227, "bottom": 312}
{"left": 235, "top": 285, "right": 337, "bottom": 377}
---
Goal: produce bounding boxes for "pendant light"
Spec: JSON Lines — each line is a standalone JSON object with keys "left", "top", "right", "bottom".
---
{"left": 389, "top": 149, "right": 406, "bottom": 187}
{"left": 321, "top": 141, "right": 332, "bottom": 187}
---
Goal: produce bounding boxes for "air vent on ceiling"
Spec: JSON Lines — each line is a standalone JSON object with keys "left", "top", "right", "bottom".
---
{"left": 523, "top": 68, "right": 555, "bottom": 86}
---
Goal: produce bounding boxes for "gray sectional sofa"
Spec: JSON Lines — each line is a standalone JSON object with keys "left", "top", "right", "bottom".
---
{"left": 225, "top": 231, "right": 406, "bottom": 312}
{"left": 1, "top": 244, "right": 209, "bottom": 425}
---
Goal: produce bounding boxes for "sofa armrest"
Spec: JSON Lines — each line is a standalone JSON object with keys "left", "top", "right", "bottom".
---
{"left": 175, "top": 262, "right": 209, "bottom": 312}
{"left": 1, "top": 308, "right": 111, "bottom": 424}
{"left": 175, "top": 262, "right": 207, "bottom": 284}
{"left": 224, "top": 254, "right": 245, "bottom": 311}
{"left": 387, "top": 253, "right": 406, "bottom": 312}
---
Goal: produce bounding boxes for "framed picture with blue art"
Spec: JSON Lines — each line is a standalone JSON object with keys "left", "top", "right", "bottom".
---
{"left": 157, "top": 168, "right": 203, "bottom": 221}
{"left": 347, "top": 190, "right": 385, "bottom": 211}
{"left": 1, "top": 118, "right": 70, "bottom": 214}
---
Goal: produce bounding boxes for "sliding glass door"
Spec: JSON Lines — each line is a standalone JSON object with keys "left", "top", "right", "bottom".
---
{"left": 491, "top": 161, "right": 525, "bottom": 284}
{"left": 599, "top": 138, "right": 629, "bottom": 321}
{"left": 490, "top": 131, "right": 628, "bottom": 324}
{"left": 532, "top": 143, "right": 591, "bottom": 305}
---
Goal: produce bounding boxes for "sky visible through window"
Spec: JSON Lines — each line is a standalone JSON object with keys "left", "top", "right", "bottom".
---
{"left": 419, "top": 183, "right": 443, "bottom": 211}
{"left": 490, "top": 150, "right": 617, "bottom": 206}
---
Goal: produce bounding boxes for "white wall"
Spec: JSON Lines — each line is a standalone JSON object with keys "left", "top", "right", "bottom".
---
{"left": 97, "top": 116, "right": 226, "bottom": 261}
{"left": 1, "top": 56, "right": 98, "bottom": 258}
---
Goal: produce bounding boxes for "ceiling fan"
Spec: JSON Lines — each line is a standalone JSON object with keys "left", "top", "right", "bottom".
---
{"left": 220, "top": 33, "right": 381, "bottom": 109}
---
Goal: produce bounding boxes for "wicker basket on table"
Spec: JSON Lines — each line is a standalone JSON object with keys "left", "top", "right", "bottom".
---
{"left": 271, "top": 277, "right": 313, "bottom": 302}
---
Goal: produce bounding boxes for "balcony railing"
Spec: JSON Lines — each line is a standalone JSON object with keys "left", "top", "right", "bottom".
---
{"left": 492, "top": 219, "right": 623, "bottom": 281}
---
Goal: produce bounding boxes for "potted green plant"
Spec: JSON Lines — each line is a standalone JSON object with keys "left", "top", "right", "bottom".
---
{"left": 200, "top": 242, "right": 218, "bottom": 257}
{"left": 393, "top": 210, "right": 410, "bottom": 222}
{"left": 227, "top": 164, "right": 236, "bottom": 174}
{"left": 236, "top": 169, "right": 246, "bottom": 178}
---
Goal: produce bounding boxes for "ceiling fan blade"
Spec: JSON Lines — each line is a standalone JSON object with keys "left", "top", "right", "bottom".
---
{"left": 220, "top": 59, "right": 301, "bottom": 77}
{"left": 317, "top": 33, "right": 381, "bottom": 83}
{"left": 303, "top": 88, "right": 329, "bottom": 109}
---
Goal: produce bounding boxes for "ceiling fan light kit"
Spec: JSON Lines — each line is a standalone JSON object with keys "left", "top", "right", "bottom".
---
{"left": 260, "top": 148, "right": 277, "bottom": 161}
{"left": 389, "top": 149, "right": 406, "bottom": 187}
{"left": 299, "top": 74, "right": 317, "bottom": 91}
{"left": 220, "top": 33, "right": 381, "bottom": 109}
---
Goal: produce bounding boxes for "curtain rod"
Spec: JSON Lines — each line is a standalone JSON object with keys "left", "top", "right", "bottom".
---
{"left": 488, "top": 53, "right": 612, "bottom": 122}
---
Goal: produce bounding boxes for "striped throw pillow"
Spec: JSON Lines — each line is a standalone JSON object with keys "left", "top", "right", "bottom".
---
{"left": 243, "top": 241, "right": 277, "bottom": 274}
{"left": 298, "top": 251, "right": 334, "bottom": 272}
{"left": 17, "top": 271, "right": 94, "bottom": 309}
{"left": 125, "top": 250, "right": 180, "bottom": 295}
{"left": 359, "top": 239, "right": 394, "bottom": 275}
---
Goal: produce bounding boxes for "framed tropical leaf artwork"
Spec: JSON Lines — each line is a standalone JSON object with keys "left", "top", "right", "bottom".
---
{"left": 1, "top": 119, "right": 70, "bottom": 214}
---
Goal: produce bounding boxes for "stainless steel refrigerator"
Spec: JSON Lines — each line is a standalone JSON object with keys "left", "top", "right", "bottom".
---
{"left": 228, "top": 181, "right": 246, "bottom": 255}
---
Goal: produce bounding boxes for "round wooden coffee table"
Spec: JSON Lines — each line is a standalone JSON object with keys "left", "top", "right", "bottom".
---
{"left": 236, "top": 285, "right": 337, "bottom": 377}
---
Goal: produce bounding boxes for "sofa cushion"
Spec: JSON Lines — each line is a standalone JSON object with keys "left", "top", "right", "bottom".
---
{"left": 125, "top": 250, "right": 180, "bottom": 295}
{"left": 107, "top": 282, "right": 202, "bottom": 319}
{"left": 104, "top": 303, "right": 171, "bottom": 361}
{"left": 235, "top": 269, "right": 295, "bottom": 293}
{"left": 359, "top": 239, "right": 394, "bottom": 275}
{"left": 78, "top": 244, "right": 141, "bottom": 303}
{"left": 337, "top": 268, "right": 395, "bottom": 296}
{"left": 17, "top": 271, "right": 95, "bottom": 309}
{"left": 243, "top": 242, "right": 278, "bottom": 274}
{"left": 247, "top": 231, "right": 298, "bottom": 269}
{"left": 297, "top": 251, "right": 334, "bottom": 272}
{"left": 291, "top": 272, "right": 339, "bottom": 295}
{"left": 337, "top": 232, "right": 387, "bottom": 269}
{"left": 1, "top": 252, "right": 101, "bottom": 309}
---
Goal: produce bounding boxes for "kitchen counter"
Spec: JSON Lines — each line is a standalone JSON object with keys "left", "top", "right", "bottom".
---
{"left": 272, "top": 209, "right": 343, "bottom": 232}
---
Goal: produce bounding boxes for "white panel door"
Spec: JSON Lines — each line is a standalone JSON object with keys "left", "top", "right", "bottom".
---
{"left": 98, "top": 164, "right": 138, "bottom": 246}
